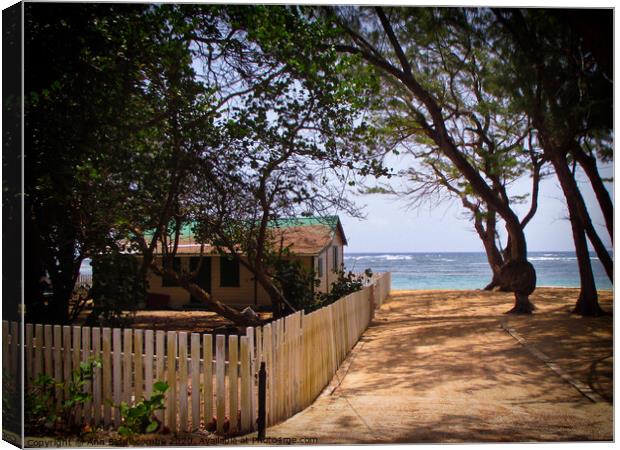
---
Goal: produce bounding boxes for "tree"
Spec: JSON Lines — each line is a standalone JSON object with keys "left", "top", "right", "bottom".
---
{"left": 310, "top": 6, "right": 539, "bottom": 312}
{"left": 359, "top": 10, "right": 547, "bottom": 290}
{"left": 25, "top": 3, "right": 382, "bottom": 325}
{"left": 160, "top": 5, "right": 385, "bottom": 319}
{"left": 491, "top": 8, "right": 612, "bottom": 315}
{"left": 82, "top": 5, "right": 383, "bottom": 324}
{"left": 24, "top": 3, "right": 167, "bottom": 323}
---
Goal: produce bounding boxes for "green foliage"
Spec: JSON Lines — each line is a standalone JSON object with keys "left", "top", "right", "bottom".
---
{"left": 25, "top": 374, "right": 57, "bottom": 429}
{"left": 2, "top": 371, "right": 21, "bottom": 432}
{"left": 118, "top": 381, "right": 168, "bottom": 436}
{"left": 89, "top": 253, "right": 147, "bottom": 327}
{"left": 25, "top": 358, "right": 102, "bottom": 434}
{"left": 272, "top": 258, "right": 319, "bottom": 313}
{"left": 316, "top": 269, "right": 373, "bottom": 308}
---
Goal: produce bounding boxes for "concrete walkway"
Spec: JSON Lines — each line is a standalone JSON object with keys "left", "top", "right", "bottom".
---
{"left": 265, "top": 289, "right": 613, "bottom": 443}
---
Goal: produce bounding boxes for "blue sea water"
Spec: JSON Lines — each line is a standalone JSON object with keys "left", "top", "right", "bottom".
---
{"left": 344, "top": 251, "right": 613, "bottom": 291}
{"left": 81, "top": 251, "right": 612, "bottom": 291}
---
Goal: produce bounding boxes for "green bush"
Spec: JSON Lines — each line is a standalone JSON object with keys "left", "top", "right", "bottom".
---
{"left": 272, "top": 258, "right": 320, "bottom": 313}
{"left": 316, "top": 269, "right": 373, "bottom": 308}
{"left": 88, "top": 252, "right": 147, "bottom": 326}
{"left": 118, "top": 381, "right": 168, "bottom": 436}
{"left": 3, "top": 371, "right": 21, "bottom": 433}
{"left": 25, "top": 358, "right": 102, "bottom": 434}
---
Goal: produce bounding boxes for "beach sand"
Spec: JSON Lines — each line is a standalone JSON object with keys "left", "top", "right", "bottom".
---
{"left": 264, "top": 287, "right": 613, "bottom": 443}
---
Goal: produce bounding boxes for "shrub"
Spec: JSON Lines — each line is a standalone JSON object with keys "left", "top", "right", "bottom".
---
{"left": 88, "top": 252, "right": 147, "bottom": 326}
{"left": 25, "top": 358, "right": 102, "bottom": 434}
{"left": 272, "top": 258, "right": 320, "bottom": 313}
{"left": 118, "top": 381, "right": 168, "bottom": 436}
{"left": 3, "top": 371, "right": 21, "bottom": 433}
{"left": 316, "top": 269, "right": 373, "bottom": 308}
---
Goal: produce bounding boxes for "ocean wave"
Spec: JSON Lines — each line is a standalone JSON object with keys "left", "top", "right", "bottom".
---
{"left": 383, "top": 255, "right": 413, "bottom": 260}
{"left": 529, "top": 256, "right": 577, "bottom": 261}
{"left": 345, "top": 254, "right": 413, "bottom": 261}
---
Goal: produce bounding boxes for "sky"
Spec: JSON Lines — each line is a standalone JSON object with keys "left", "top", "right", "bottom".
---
{"left": 340, "top": 159, "right": 614, "bottom": 253}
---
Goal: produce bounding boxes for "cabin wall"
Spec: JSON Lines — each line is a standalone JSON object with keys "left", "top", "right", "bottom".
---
{"left": 314, "top": 231, "right": 345, "bottom": 294}
{"left": 147, "top": 255, "right": 272, "bottom": 309}
{"left": 146, "top": 254, "right": 315, "bottom": 309}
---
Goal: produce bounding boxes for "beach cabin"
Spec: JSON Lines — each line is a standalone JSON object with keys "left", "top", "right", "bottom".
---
{"left": 146, "top": 216, "right": 347, "bottom": 309}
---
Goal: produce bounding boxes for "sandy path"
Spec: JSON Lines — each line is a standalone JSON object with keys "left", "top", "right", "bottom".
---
{"left": 264, "top": 288, "right": 613, "bottom": 443}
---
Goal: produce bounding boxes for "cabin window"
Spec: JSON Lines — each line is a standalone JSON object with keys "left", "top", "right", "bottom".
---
{"left": 333, "top": 246, "right": 339, "bottom": 272}
{"left": 162, "top": 257, "right": 182, "bottom": 287}
{"left": 189, "top": 257, "right": 212, "bottom": 294}
{"left": 220, "top": 257, "right": 240, "bottom": 287}
{"left": 317, "top": 257, "right": 323, "bottom": 278}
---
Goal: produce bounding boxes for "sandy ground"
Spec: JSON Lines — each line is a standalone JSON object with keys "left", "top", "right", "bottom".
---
{"left": 128, "top": 310, "right": 272, "bottom": 334}
{"left": 264, "top": 288, "right": 613, "bottom": 443}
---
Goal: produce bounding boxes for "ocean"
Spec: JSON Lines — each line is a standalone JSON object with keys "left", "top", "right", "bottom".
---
{"left": 80, "top": 251, "right": 612, "bottom": 291}
{"left": 344, "top": 251, "right": 613, "bottom": 291}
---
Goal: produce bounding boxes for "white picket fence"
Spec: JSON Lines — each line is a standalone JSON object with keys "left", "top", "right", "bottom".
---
{"left": 3, "top": 272, "right": 391, "bottom": 435}
{"left": 75, "top": 273, "right": 93, "bottom": 288}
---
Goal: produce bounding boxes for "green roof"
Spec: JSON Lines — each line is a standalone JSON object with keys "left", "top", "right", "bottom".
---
{"left": 267, "top": 215, "right": 340, "bottom": 230}
{"left": 149, "top": 215, "right": 344, "bottom": 240}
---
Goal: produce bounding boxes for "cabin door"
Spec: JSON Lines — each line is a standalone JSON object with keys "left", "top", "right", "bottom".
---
{"left": 189, "top": 256, "right": 211, "bottom": 303}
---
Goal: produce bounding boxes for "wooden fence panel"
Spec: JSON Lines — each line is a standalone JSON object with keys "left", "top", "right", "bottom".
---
{"left": 53, "top": 325, "right": 63, "bottom": 404}
{"left": 63, "top": 326, "right": 72, "bottom": 399}
{"left": 10, "top": 321, "right": 19, "bottom": 382}
{"left": 261, "top": 323, "right": 272, "bottom": 426}
{"left": 112, "top": 328, "right": 122, "bottom": 427}
{"left": 123, "top": 328, "right": 132, "bottom": 405}
{"left": 72, "top": 326, "right": 82, "bottom": 420}
{"left": 178, "top": 331, "right": 188, "bottom": 432}
{"left": 25, "top": 323, "right": 33, "bottom": 388}
{"left": 246, "top": 326, "right": 256, "bottom": 429}
{"left": 134, "top": 329, "right": 143, "bottom": 402}
{"left": 44, "top": 325, "right": 53, "bottom": 379}
{"left": 82, "top": 328, "right": 92, "bottom": 423}
{"left": 166, "top": 331, "right": 177, "bottom": 432}
{"left": 228, "top": 335, "right": 239, "bottom": 433}
{"left": 203, "top": 333, "right": 213, "bottom": 428}
{"left": 102, "top": 327, "right": 112, "bottom": 427}
{"left": 239, "top": 336, "right": 251, "bottom": 431}
{"left": 154, "top": 331, "right": 165, "bottom": 424}
{"left": 33, "top": 324, "right": 43, "bottom": 380}
{"left": 215, "top": 334, "right": 226, "bottom": 434}
{"left": 92, "top": 327, "right": 102, "bottom": 425}
{"left": 190, "top": 333, "right": 200, "bottom": 430}
{"left": 144, "top": 330, "right": 154, "bottom": 399}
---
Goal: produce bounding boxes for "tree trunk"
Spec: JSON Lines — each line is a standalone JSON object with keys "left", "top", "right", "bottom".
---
{"left": 483, "top": 273, "right": 503, "bottom": 291}
{"left": 472, "top": 209, "right": 506, "bottom": 291}
{"left": 254, "top": 269, "right": 296, "bottom": 319}
{"left": 548, "top": 150, "right": 605, "bottom": 316}
{"left": 583, "top": 217, "right": 613, "bottom": 283}
{"left": 507, "top": 292, "right": 536, "bottom": 313}
{"left": 571, "top": 224, "right": 604, "bottom": 316}
{"left": 571, "top": 144, "right": 613, "bottom": 243}
{"left": 499, "top": 259, "right": 537, "bottom": 313}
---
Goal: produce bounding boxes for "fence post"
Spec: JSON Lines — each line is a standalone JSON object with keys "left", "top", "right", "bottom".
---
{"left": 228, "top": 335, "right": 238, "bottom": 433}
{"left": 215, "top": 334, "right": 226, "bottom": 434}
{"left": 257, "top": 361, "right": 266, "bottom": 441}
{"left": 166, "top": 331, "right": 177, "bottom": 432}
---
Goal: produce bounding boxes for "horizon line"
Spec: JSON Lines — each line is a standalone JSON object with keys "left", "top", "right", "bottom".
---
{"left": 344, "top": 250, "right": 611, "bottom": 254}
